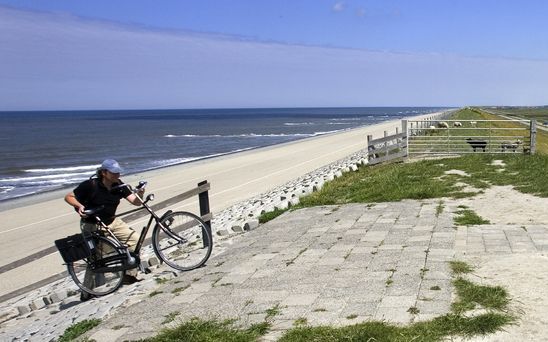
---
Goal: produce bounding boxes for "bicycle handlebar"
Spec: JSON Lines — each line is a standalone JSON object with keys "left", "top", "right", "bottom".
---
{"left": 135, "top": 181, "right": 147, "bottom": 190}
{"left": 110, "top": 180, "right": 147, "bottom": 194}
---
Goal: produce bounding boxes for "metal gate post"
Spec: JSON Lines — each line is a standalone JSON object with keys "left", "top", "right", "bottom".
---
{"left": 198, "top": 180, "right": 212, "bottom": 246}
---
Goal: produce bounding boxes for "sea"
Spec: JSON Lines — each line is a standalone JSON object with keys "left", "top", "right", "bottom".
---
{"left": 0, "top": 107, "right": 448, "bottom": 202}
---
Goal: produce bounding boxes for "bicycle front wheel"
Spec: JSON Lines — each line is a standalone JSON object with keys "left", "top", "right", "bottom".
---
{"left": 67, "top": 235, "right": 125, "bottom": 296}
{"left": 152, "top": 211, "right": 213, "bottom": 271}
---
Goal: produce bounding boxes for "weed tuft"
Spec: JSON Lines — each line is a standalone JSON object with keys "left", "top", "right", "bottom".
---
{"left": 449, "top": 260, "right": 474, "bottom": 275}
{"left": 57, "top": 319, "right": 101, "bottom": 342}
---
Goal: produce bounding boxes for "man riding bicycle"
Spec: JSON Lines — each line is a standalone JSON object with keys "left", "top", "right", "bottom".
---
{"left": 64, "top": 159, "right": 145, "bottom": 300}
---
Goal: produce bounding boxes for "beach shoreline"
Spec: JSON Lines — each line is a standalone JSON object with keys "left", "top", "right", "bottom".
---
{"left": 0, "top": 111, "right": 450, "bottom": 212}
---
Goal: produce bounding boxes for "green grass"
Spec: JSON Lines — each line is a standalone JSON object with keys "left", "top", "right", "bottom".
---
{"left": 265, "top": 304, "right": 281, "bottom": 320}
{"left": 454, "top": 209, "right": 490, "bottom": 226}
{"left": 172, "top": 285, "right": 190, "bottom": 294}
{"left": 140, "top": 318, "right": 270, "bottom": 342}
{"left": 435, "top": 201, "right": 444, "bottom": 217}
{"left": 449, "top": 260, "right": 474, "bottom": 275}
{"left": 162, "top": 311, "right": 180, "bottom": 325}
{"left": 57, "top": 319, "right": 101, "bottom": 342}
{"left": 452, "top": 278, "right": 510, "bottom": 314}
{"left": 278, "top": 313, "right": 514, "bottom": 342}
{"left": 296, "top": 154, "right": 548, "bottom": 208}
{"left": 155, "top": 277, "right": 169, "bottom": 284}
{"left": 259, "top": 207, "right": 289, "bottom": 223}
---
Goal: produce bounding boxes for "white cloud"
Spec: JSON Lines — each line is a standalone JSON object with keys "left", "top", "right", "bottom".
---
{"left": 0, "top": 6, "right": 547, "bottom": 110}
{"left": 332, "top": 2, "right": 345, "bottom": 12}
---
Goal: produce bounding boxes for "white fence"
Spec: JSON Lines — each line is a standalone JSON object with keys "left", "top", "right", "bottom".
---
{"left": 366, "top": 119, "right": 537, "bottom": 165}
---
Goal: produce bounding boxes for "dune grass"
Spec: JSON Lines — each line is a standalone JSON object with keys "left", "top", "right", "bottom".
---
{"left": 295, "top": 153, "right": 548, "bottom": 210}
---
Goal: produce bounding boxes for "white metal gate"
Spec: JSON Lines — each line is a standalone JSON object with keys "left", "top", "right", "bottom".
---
{"left": 406, "top": 119, "right": 536, "bottom": 156}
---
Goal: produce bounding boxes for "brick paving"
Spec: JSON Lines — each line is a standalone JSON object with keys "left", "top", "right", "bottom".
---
{"left": 3, "top": 198, "right": 548, "bottom": 341}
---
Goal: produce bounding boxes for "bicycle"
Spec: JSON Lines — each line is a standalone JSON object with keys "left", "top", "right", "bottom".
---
{"left": 55, "top": 181, "right": 213, "bottom": 297}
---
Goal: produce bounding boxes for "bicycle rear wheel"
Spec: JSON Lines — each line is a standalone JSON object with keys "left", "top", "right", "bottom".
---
{"left": 152, "top": 211, "right": 213, "bottom": 271}
{"left": 67, "top": 235, "right": 125, "bottom": 296}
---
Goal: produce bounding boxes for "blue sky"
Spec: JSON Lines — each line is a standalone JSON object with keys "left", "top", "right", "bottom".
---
{"left": 1, "top": 1, "right": 547, "bottom": 110}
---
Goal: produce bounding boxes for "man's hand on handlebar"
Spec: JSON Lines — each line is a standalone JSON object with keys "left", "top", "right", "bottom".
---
{"left": 75, "top": 205, "right": 87, "bottom": 218}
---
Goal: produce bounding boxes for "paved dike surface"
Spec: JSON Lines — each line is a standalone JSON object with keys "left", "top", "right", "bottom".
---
{"left": 4, "top": 196, "right": 548, "bottom": 341}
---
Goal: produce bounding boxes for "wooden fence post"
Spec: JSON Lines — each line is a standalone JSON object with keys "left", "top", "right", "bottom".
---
{"left": 198, "top": 180, "right": 212, "bottom": 246}
{"left": 383, "top": 131, "right": 388, "bottom": 158}
{"left": 402, "top": 120, "right": 408, "bottom": 158}
{"left": 530, "top": 120, "right": 537, "bottom": 154}
{"left": 367, "top": 134, "right": 373, "bottom": 160}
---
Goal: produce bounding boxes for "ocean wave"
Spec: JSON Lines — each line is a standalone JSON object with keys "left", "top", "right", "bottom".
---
{"left": 283, "top": 122, "right": 315, "bottom": 126}
{"left": 329, "top": 118, "right": 361, "bottom": 121}
{"left": 164, "top": 131, "right": 344, "bottom": 138}
{"left": 165, "top": 133, "right": 312, "bottom": 138}
{"left": 141, "top": 147, "right": 257, "bottom": 171}
{"left": 0, "top": 171, "right": 92, "bottom": 183}
{"left": 0, "top": 186, "right": 14, "bottom": 194}
{"left": 24, "top": 164, "right": 100, "bottom": 173}
{"left": 7, "top": 179, "right": 81, "bottom": 186}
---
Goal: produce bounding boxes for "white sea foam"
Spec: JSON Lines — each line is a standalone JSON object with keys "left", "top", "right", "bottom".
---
{"left": 0, "top": 171, "right": 91, "bottom": 183}
{"left": 329, "top": 118, "right": 361, "bottom": 121}
{"left": 163, "top": 131, "right": 345, "bottom": 138}
{"left": 0, "top": 186, "right": 14, "bottom": 194}
{"left": 283, "top": 122, "right": 315, "bottom": 126}
{"left": 24, "top": 165, "right": 100, "bottom": 173}
{"left": 164, "top": 133, "right": 311, "bottom": 138}
{"left": 143, "top": 147, "right": 257, "bottom": 170}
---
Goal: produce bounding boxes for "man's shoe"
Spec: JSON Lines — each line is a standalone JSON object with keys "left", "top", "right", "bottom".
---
{"left": 122, "top": 274, "right": 143, "bottom": 285}
{"left": 80, "top": 291, "right": 95, "bottom": 302}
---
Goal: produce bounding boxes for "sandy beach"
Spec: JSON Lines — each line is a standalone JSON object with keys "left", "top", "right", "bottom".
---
{"left": 0, "top": 111, "right": 444, "bottom": 299}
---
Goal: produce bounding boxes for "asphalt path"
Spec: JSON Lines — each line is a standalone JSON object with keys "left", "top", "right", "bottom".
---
{"left": 0, "top": 112, "right": 442, "bottom": 300}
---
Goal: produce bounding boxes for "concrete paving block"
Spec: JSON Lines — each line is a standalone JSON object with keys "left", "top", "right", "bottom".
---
{"left": 42, "top": 296, "right": 52, "bottom": 305}
{"left": 379, "top": 295, "right": 416, "bottom": 308}
{"left": 244, "top": 219, "right": 260, "bottom": 231}
{"left": 313, "top": 180, "right": 324, "bottom": 192}
{"left": 231, "top": 223, "right": 245, "bottom": 233}
{"left": 90, "top": 328, "right": 130, "bottom": 342}
{"left": 290, "top": 197, "right": 300, "bottom": 206}
{"left": 275, "top": 201, "right": 289, "bottom": 210}
{"left": 282, "top": 293, "right": 320, "bottom": 306}
{"left": 29, "top": 298, "right": 47, "bottom": 310}
{"left": 216, "top": 228, "right": 231, "bottom": 236}
{"left": 300, "top": 186, "right": 313, "bottom": 196}
{"left": 0, "top": 307, "right": 19, "bottom": 324}
{"left": 49, "top": 290, "right": 68, "bottom": 303}
{"left": 147, "top": 256, "right": 160, "bottom": 266}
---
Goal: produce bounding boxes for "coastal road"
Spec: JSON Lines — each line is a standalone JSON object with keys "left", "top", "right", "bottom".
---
{"left": 0, "top": 112, "right": 443, "bottom": 300}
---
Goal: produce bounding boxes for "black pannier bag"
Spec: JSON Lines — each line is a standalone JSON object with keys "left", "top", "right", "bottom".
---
{"left": 54, "top": 233, "right": 92, "bottom": 263}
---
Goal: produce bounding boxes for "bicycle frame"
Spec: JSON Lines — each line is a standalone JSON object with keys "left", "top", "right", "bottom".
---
{"left": 91, "top": 188, "right": 183, "bottom": 262}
